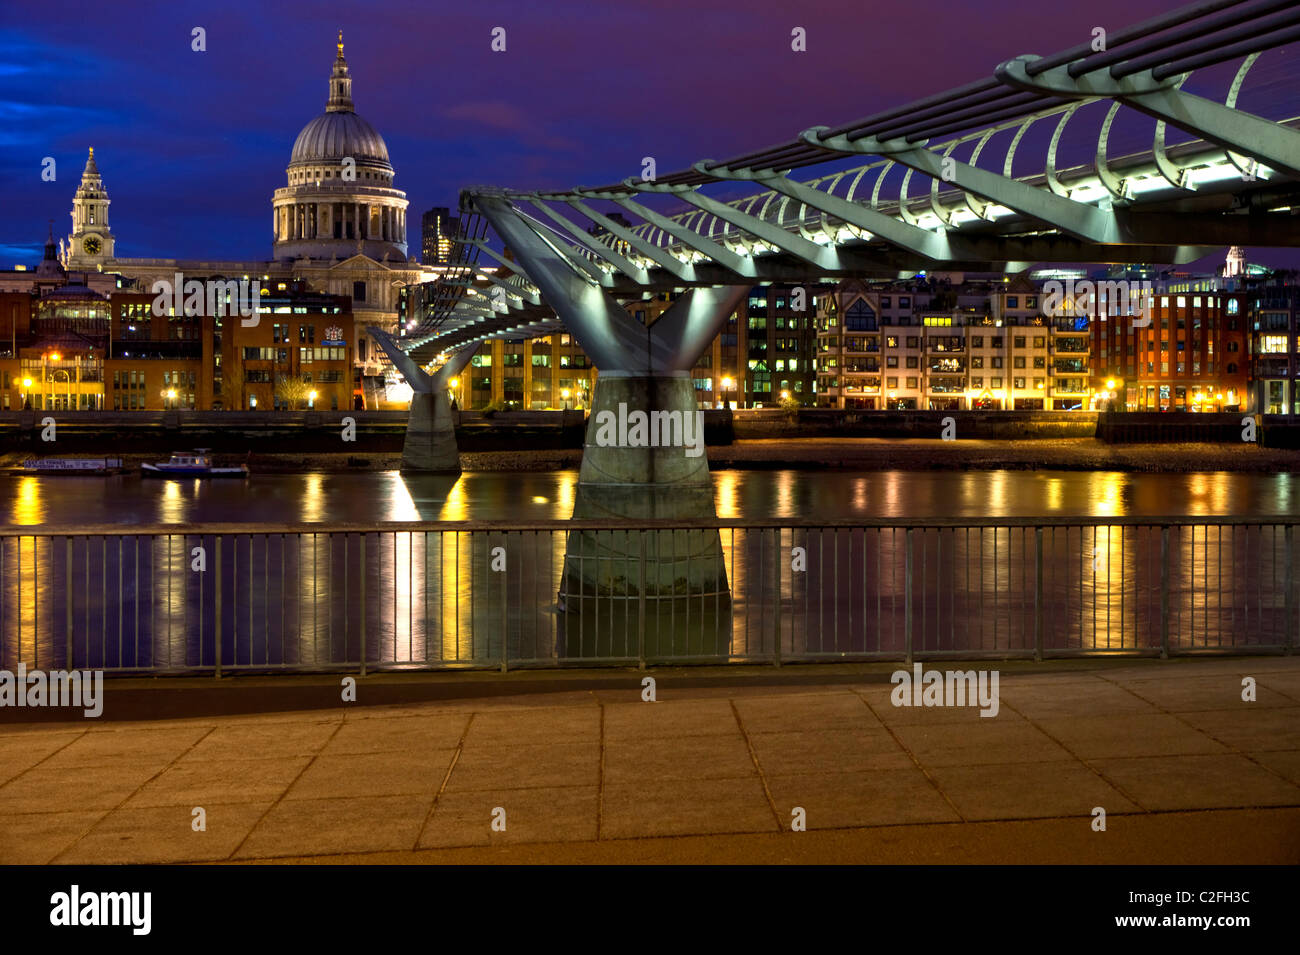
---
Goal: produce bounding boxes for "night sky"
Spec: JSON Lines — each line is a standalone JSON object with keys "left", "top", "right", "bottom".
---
{"left": 2, "top": 0, "right": 1292, "bottom": 271}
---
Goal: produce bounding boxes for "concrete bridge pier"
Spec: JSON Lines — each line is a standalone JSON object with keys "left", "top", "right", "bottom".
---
{"left": 559, "top": 372, "right": 731, "bottom": 660}
{"left": 471, "top": 194, "right": 748, "bottom": 659}
{"left": 370, "top": 328, "right": 475, "bottom": 473}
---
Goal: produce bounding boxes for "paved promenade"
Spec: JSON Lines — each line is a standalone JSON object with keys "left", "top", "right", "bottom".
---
{"left": 1, "top": 657, "right": 1297, "bottom": 864}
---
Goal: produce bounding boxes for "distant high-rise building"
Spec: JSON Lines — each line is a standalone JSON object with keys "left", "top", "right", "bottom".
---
{"left": 421, "top": 207, "right": 459, "bottom": 264}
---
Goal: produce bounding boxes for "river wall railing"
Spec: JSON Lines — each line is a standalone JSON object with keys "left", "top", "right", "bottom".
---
{"left": 0, "top": 517, "right": 1291, "bottom": 675}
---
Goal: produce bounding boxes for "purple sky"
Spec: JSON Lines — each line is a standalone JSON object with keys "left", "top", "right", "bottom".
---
{"left": 2, "top": 0, "right": 1292, "bottom": 271}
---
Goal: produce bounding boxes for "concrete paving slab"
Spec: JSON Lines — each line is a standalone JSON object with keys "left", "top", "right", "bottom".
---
{"left": 747, "top": 728, "right": 914, "bottom": 775}
{"left": 857, "top": 686, "right": 1029, "bottom": 724}
{"left": 324, "top": 714, "right": 471, "bottom": 754}
{"left": 1174, "top": 706, "right": 1300, "bottom": 751}
{"left": 234, "top": 795, "right": 430, "bottom": 859}
{"left": 0, "top": 809, "right": 107, "bottom": 864}
{"left": 1249, "top": 750, "right": 1300, "bottom": 786}
{"left": 39, "top": 724, "right": 212, "bottom": 769}
{"left": 1118, "top": 675, "right": 1293, "bottom": 711}
{"left": 58, "top": 802, "right": 271, "bottom": 864}
{"left": 126, "top": 756, "right": 311, "bottom": 808}
{"left": 601, "top": 776, "right": 775, "bottom": 839}
{"left": 732, "top": 691, "right": 879, "bottom": 733}
{"left": 1090, "top": 753, "right": 1300, "bottom": 811}
{"left": 602, "top": 734, "right": 758, "bottom": 784}
{"left": 445, "top": 742, "right": 598, "bottom": 792}
{"left": 890, "top": 719, "right": 1075, "bottom": 767}
{"left": 999, "top": 680, "right": 1160, "bottom": 719}
{"left": 0, "top": 732, "right": 85, "bottom": 786}
{"left": 285, "top": 750, "right": 455, "bottom": 800}
{"left": 764, "top": 768, "right": 960, "bottom": 829}
{"left": 463, "top": 705, "right": 600, "bottom": 745}
{"left": 0, "top": 761, "right": 169, "bottom": 814}
{"left": 603, "top": 699, "right": 741, "bottom": 740}
{"left": 1033, "top": 714, "right": 1227, "bottom": 759}
{"left": 928, "top": 760, "right": 1142, "bottom": 820}
{"left": 418, "top": 785, "right": 598, "bottom": 848}
{"left": 180, "top": 719, "right": 341, "bottom": 761}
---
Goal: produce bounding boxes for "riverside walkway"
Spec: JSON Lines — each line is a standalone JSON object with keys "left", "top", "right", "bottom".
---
{"left": 1, "top": 657, "right": 1297, "bottom": 864}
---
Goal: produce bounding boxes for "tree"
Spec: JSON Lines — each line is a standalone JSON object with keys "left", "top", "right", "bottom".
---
{"left": 274, "top": 375, "right": 312, "bottom": 409}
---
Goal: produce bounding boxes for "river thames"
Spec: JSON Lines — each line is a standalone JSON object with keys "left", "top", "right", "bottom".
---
{"left": 0, "top": 468, "right": 1293, "bottom": 670}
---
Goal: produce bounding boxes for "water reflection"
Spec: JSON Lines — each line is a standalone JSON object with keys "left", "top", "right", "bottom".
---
{"left": 1, "top": 469, "right": 1297, "bottom": 670}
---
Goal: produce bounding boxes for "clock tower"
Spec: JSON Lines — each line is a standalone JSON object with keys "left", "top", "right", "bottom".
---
{"left": 66, "top": 147, "right": 115, "bottom": 268}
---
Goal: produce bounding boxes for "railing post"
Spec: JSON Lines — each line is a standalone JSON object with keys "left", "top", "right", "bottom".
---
{"left": 904, "top": 527, "right": 914, "bottom": 665}
{"left": 64, "top": 540, "right": 72, "bottom": 670}
{"left": 1286, "top": 524, "right": 1295, "bottom": 655}
{"left": 637, "top": 531, "right": 646, "bottom": 671}
{"left": 1034, "top": 526, "right": 1044, "bottom": 662}
{"left": 500, "top": 534, "right": 509, "bottom": 673}
{"left": 359, "top": 534, "right": 367, "bottom": 677}
{"left": 774, "top": 527, "right": 782, "bottom": 667}
{"left": 1159, "top": 525, "right": 1170, "bottom": 660}
{"left": 214, "top": 535, "right": 222, "bottom": 679}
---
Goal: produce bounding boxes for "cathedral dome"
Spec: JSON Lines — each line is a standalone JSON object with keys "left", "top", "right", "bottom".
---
{"left": 290, "top": 111, "right": 390, "bottom": 166}
{"left": 271, "top": 32, "right": 409, "bottom": 263}
{"left": 287, "top": 32, "right": 392, "bottom": 171}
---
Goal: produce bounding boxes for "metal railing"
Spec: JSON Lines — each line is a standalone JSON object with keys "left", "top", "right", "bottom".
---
{"left": 0, "top": 517, "right": 1292, "bottom": 675}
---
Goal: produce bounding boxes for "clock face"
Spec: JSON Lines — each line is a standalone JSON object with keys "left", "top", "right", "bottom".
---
{"left": 83, "top": 236, "right": 101, "bottom": 255}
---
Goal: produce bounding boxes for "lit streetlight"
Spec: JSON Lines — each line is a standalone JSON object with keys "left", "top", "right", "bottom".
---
{"left": 308, "top": 389, "right": 318, "bottom": 409}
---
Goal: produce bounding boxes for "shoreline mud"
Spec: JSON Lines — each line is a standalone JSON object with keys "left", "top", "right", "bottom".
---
{"left": 3, "top": 438, "right": 1296, "bottom": 475}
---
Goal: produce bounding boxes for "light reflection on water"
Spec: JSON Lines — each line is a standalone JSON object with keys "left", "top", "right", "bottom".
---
{"left": 0, "top": 469, "right": 1295, "bottom": 670}
{"left": 2, "top": 468, "right": 1297, "bottom": 525}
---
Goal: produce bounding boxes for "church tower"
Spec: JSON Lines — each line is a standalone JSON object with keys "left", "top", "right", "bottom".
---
{"left": 66, "top": 147, "right": 115, "bottom": 268}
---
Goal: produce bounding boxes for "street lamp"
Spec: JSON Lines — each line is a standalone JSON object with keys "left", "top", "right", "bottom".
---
{"left": 721, "top": 375, "right": 735, "bottom": 410}
{"left": 308, "top": 389, "right": 317, "bottom": 409}
{"left": 21, "top": 377, "right": 31, "bottom": 410}
{"left": 166, "top": 388, "right": 177, "bottom": 410}
{"left": 561, "top": 388, "right": 571, "bottom": 410}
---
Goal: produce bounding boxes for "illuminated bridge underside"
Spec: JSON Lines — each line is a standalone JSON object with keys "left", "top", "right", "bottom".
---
{"left": 386, "top": 1, "right": 1300, "bottom": 476}
{"left": 407, "top": 1, "right": 1300, "bottom": 361}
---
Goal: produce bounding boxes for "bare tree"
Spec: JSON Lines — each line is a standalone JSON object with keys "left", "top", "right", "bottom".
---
{"left": 274, "top": 374, "right": 312, "bottom": 409}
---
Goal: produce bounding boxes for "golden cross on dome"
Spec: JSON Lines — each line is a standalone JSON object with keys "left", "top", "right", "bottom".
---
{"left": 337, "top": 30, "right": 344, "bottom": 56}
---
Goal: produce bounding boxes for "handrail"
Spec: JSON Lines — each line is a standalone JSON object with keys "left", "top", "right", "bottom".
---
{"left": 2, "top": 515, "right": 1297, "bottom": 537}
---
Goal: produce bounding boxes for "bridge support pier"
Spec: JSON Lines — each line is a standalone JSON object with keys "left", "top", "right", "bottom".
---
{"left": 471, "top": 194, "right": 749, "bottom": 659}
{"left": 369, "top": 327, "right": 476, "bottom": 474}
{"left": 401, "top": 390, "right": 461, "bottom": 473}
{"left": 560, "top": 373, "right": 730, "bottom": 659}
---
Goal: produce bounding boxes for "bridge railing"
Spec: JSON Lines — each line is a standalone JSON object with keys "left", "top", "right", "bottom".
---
{"left": 0, "top": 517, "right": 1291, "bottom": 675}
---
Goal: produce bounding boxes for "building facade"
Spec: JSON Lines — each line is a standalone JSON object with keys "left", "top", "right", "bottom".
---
{"left": 55, "top": 36, "right": 431, "bottom": 397}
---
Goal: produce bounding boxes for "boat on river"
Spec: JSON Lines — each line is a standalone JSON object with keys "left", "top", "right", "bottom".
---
{"left": 141, "top": 449, "right": 249, "bottom": 478}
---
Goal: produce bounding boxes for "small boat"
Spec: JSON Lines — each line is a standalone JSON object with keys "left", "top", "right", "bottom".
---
{"left": 141, "top": 449, "right": 249, "bottom": 478}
